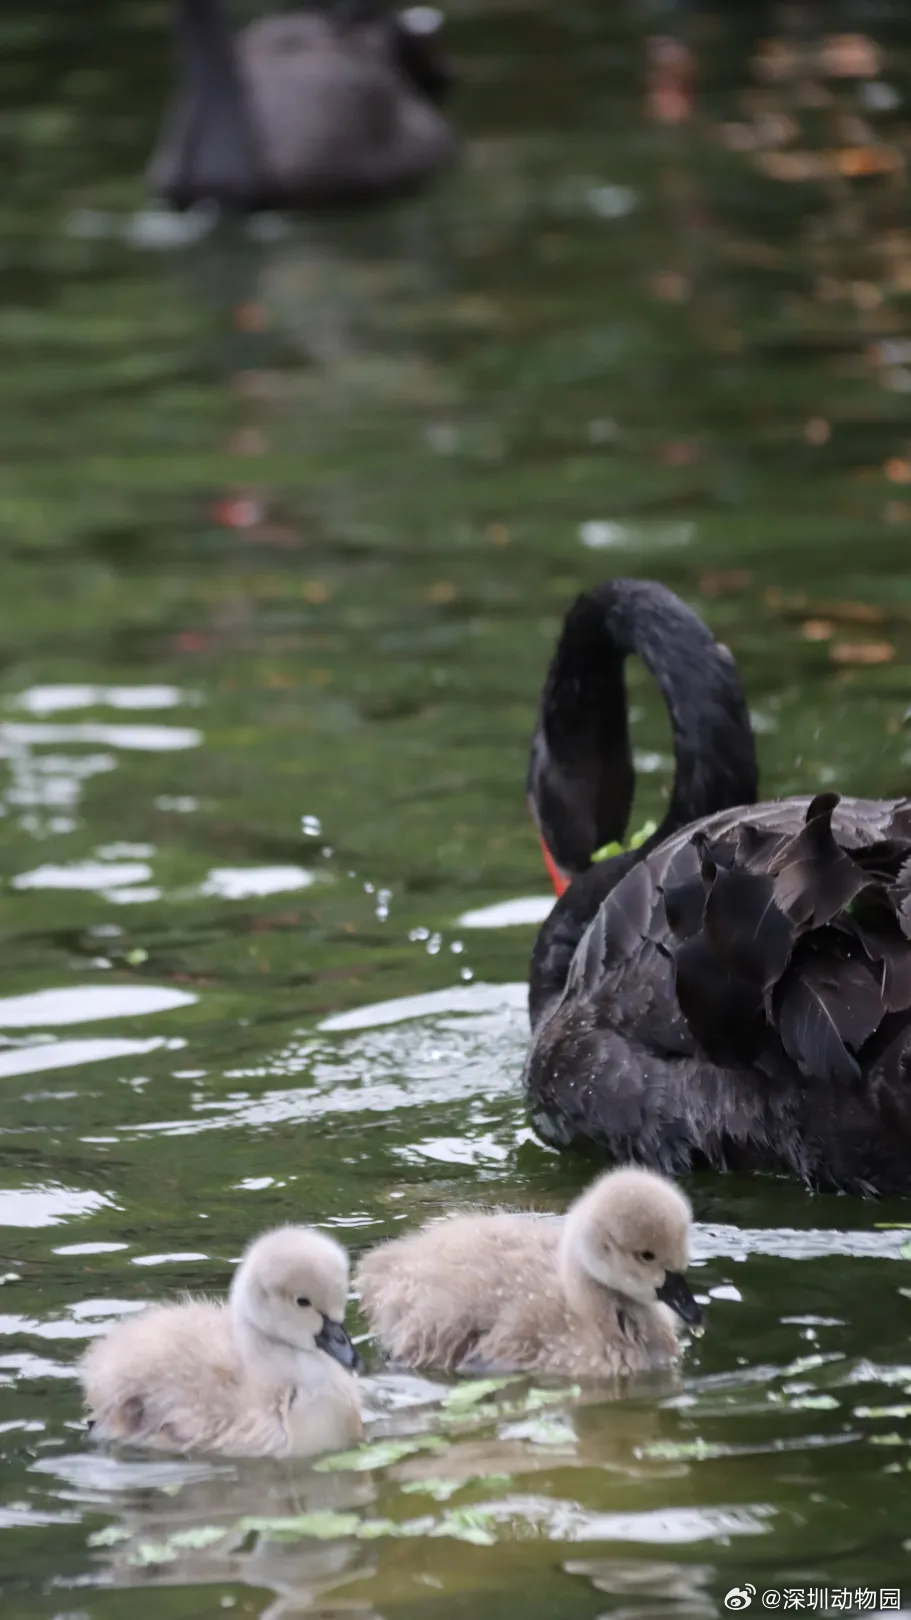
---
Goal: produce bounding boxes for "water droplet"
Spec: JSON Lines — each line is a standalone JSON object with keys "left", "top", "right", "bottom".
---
{"left": 450, "top": 940, "right": 465, "bottom": 954}
{"left": 460, "top": 967, "right": 474, "bottom": 981}
{"left": 409, "top": 927, "right": 430, "bottom": 942}
{"left": 426, "top": 933, "right": 442, "bottom": 955}
{"left": 301, "top": 815, "right": 323, "bottom": 837}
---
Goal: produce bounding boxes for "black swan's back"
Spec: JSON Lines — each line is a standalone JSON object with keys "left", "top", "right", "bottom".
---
{"left": 151, "top": 1, "right": 457, "bottom": 211}
{"left": 525, "top": 791, "right": 911, "bottom": 1193}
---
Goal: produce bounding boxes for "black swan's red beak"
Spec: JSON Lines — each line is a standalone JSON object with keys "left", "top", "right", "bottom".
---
{"left": 540, "top": 836, "right": 571, "bottom": 898}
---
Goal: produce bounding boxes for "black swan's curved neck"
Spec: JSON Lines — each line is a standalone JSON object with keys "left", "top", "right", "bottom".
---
{"left": 529, "top": 579, "right": 758, "bottom": 878}
{"left": 527, "top": 579, "right": 758, "bottom": 1022}
{"left": 169, "top": 0, "right": 265, "bottom": 208}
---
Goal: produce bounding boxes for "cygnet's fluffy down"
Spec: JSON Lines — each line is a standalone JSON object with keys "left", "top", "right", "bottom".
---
{"left": 80, "top": 1227, "right": 363, "bottom": 1458}
{"left": 356, "top": 1167, "right": 703, "bottom": 1378}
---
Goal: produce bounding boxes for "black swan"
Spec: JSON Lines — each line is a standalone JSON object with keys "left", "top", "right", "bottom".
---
{"left": 150, "top": 1, "right": 456, "bottom": 212}
{"left": 525, "top": 577, "right": 911, "bottom": 1196}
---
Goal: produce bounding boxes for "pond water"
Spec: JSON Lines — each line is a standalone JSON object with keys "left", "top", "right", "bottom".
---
{"left": 3, "top": 1, "right": 911, "bottom": 1615}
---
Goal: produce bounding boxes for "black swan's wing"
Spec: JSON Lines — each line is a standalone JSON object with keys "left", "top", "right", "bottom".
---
{"left": 527, "top": 794, "right": 911, "bottom": 1098}
{"left": 525, "top": 794, "right": 911, "bottom": 1191}
{"left": 656, "top": 794, "right": 911, "bottom": 1081}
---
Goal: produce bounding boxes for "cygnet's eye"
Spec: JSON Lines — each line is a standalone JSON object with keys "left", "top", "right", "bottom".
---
{"left": 296, "top": 1296, "right": 312, "bottom": 1308}
{"left": 638, "top": 1250, "right": 656, "bottom": 1263}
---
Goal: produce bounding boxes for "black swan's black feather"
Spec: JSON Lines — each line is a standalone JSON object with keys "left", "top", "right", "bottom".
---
{"left": 776, "top": 951, "right": 883, "bottom": 1084}
{"left": 702, "top": 866, "right": 794, "bottom": 990}
{"left": 524, "top": 576, "right": 911, "bottom": 1195}
{"left": 770, "top": 794, "right": 867, "bottom": 928}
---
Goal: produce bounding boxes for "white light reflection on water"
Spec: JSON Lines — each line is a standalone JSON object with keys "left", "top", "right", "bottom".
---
{"left": 10, "top": 684, "right": 197, "bottom": 715}
{"left": 0, "top": 1036, "right": 178, "bottom": 1082}
{"left": 0, "top": 1187, "right": 115, "bottom": 1227}
{"left": 128, "top": 983, "right": 528, "bottom": 1139}
{"left": 319, "top": 980, "right": 527, "bottom": 1032}
{"left": 457, "top": 897, "right": 554, "bottom": 929}
{"left": 1, "top": 722, "right": 201, "bottom": 751}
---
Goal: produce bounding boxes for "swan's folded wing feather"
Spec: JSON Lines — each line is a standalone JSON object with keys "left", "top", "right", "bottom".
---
{"left": 568, "top": 859, "right": 657, "bottom": 995}
{"left": 839, "top": 886, "right": 911, "bottom": 1013}
{"left": 532, "top": 794, "right": 911, "bottom": 1109}
{"left": 568, "top": 861, "right": 697, "bottom": 1056}
{"left": 735, "top": 821, "right": 791, "bottom": 872}
{"left": 667, "top": 934, "right": 765, "bottom": 1061}
{"left": 702, "top": 866, "right": 794, "bottom": 990}
{"left": 776, "top": 956, "right": 883, "bottom": 1083}
{"left": 654, "top": 795, "right": 911, "bottom": 1080}
{"left": 894, "top": 856, "right": 911, "bottom": 939}
{"left": 771, "top": 794, "right": 867, "bottom": 929}
{"left": 663, "top": 876, "right": 706, "bottom": 942}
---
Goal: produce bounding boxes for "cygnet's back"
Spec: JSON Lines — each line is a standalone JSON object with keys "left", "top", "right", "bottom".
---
{"left": 80, "top": 1227, "right": 363, "bottom": 1458}
{"left": 356, "top": 1168, "right": 703, "bottom": 1378}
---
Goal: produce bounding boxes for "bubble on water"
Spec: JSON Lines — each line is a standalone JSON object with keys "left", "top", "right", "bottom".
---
{"left": 409, "top": 927, "right": 430, "bottom": 942}
{"left": 301, "top": 815, "right": 323, "bottom": 837}
{"left": 460, "top": 967, "right": 474, "bottom": 981}
{"left": 450, "top": 940, "right": 465, "bottom": 954}
{"left": 426, "top": 933, "right": 442, "bottom": 955}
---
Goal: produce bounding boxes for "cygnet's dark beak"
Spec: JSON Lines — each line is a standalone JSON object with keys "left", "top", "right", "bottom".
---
{"left": 315, "top": 1315, "right": 362, "bottom": 1372}
{"left": 656, "top": 1270, "right": 703, "bottom": 1326}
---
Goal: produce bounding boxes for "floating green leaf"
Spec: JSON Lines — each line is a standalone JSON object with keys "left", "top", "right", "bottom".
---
{"left": 504, "top": 1415, "right": 576, "bottom": 1447}
{"left": 591, "top": 820, "right": 657, "bottom": 863}
{"left": 781, "top": 1353, "right": 828, "bottom": 1377}
{"left": 855, "top": 1404, "right": 911, "bottom": 1419}
{"left": 638, "top": 1437, "right": 719, "bottom": 1461}
{"left": 401, "top": 1477, "right": 463, "bottom": 1503}
{"left": 88, "top": 1524, "right": 131, "bottom": 1548}
{"left": 401, "top": 1471, "right": 514, "bottom": 1503}
{"left": 166, "top": 1526, "right": 228, "bottom": 1551}
{"left": 442, "top": 1377, "right": 519, "bottom": 1410}
{"left": 239, "top": 1512, "right": 361, "bottom": 1541}
{"left": 125, "top": 1542, "right": 179, "bottom": 1567}
{"left": 314, "top": 1434, "right": 451, "bottom": 1473}
{"left": 590, "top": 840, "right": 624, "bottom": 862}
{"left": 433, "top": 1507, "right": 499, "bottom": 1546}
{"left": 522, "top": 1385, "right": 582, "bottom": 1411}
{"left": 354, "top": 1509, "right": 414, "bottom": 1535}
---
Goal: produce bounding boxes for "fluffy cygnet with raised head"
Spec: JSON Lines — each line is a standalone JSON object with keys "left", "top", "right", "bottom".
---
{"left": 80, "top": 1226, "right": 363, "bottom": 1458}
{"left": 356, "top": 1167, "right": 702, "bottom": 1378}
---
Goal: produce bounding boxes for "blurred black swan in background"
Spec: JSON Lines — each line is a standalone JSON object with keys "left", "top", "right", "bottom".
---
{"left": 526, "top": 578, "right": 911, "bottom": 1195}
{"left": 151, "top": 0, "right": 456, "bottom": 211}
